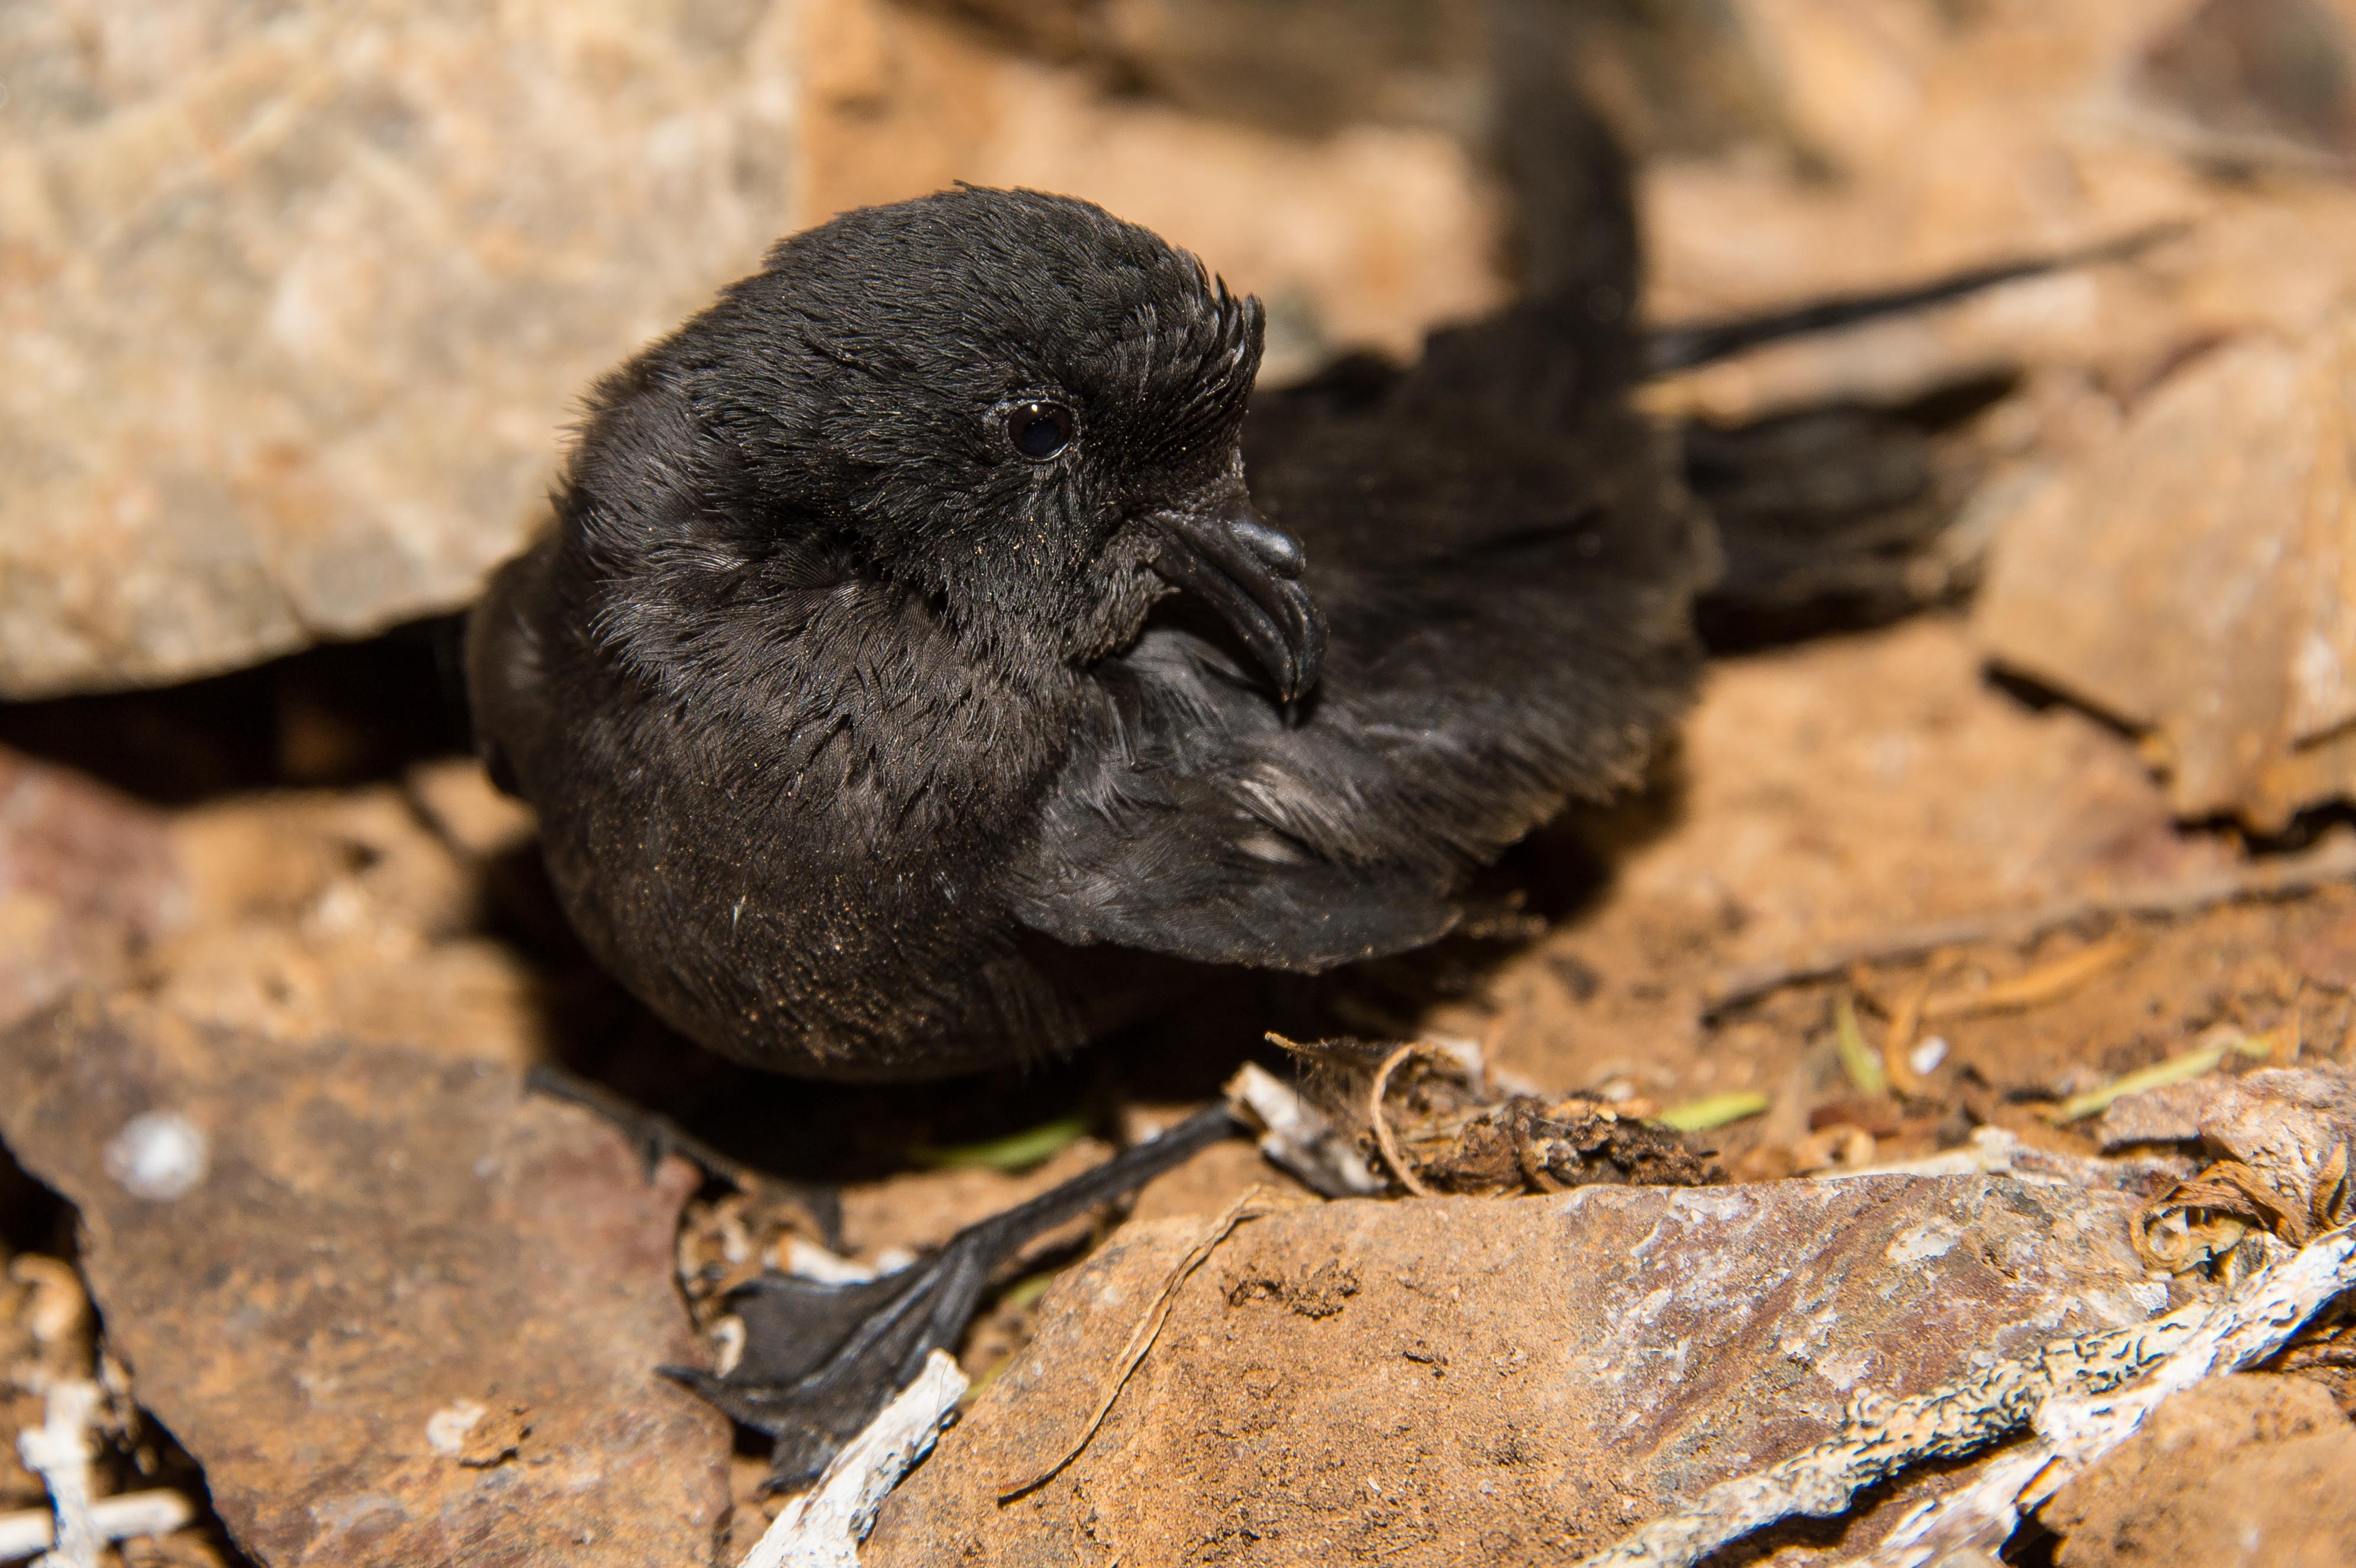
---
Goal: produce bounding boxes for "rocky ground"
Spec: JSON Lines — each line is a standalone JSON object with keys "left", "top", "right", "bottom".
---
{"left": 8, "top": 2, "right": 2356, "bottom": 1566}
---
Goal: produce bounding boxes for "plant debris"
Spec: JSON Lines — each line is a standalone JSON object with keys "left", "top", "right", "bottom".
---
{"left": 2046, "top": 1027, "right": 2284, "bottom": 1124}
{"left": 1272, "top": 1036, "right": 1719, "bottom": 1196}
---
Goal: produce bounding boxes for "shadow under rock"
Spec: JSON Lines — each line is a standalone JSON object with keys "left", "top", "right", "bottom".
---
{"left": 0, "top": 614, "right": 472, "bottom": 806}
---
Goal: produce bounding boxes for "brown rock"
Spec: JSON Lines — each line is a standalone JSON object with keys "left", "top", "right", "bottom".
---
{"left": 2191, "top": 1066, "right": 2356, "bottom": 1188}
{"left": 866, "top": 1175, "right": 2168, "bottom": 1565}
{"left": 0, "top": 748, "right": 184, "bottom": 1033}
{"left": 1639, "top": 1, "right": 2356, "bottom": 430}
{"left": 2131, "top": 0, "right": 2356, "bottom": 169}
{"left": 1977, "top": 320, "right": 2356, "bottom": 830}
{"left": 2096, "top": 1080, "right": 2217, "bottom": 1148}
{"left": 2110, "top": 1064, "right": 2356, "bottom": 1205}
{"left": 0, "top": 993, "right": 730, "bottom": 1567}
{"left": 2042, "top": 1373, "right": 2356, "bottom": 1567}
{"left": 0, "top": 0, "right": 805, "bottom": 699}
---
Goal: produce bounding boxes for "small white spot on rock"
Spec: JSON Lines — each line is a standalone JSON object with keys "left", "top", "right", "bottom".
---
{"left": 1815, "top": 1347, "right": 1874, "bottom": 1390}
{"left": 102, "top": 1111, "right": 208, "bottom": 1201}
{"left": 1909, "top": 1036, "right": 1949, "bottom": 1075}
{"left": 1887, "top": 1219, "right": 1961, "bottom": 1265}
{"left": 426, "top": 1399, "right": 488, "bottom": 1457}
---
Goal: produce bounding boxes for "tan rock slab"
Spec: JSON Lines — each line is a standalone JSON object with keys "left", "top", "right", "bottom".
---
{"left": 0, "top": 748, "right": 184, "bottom": 1033}
{"left": 867, "top": 1175, "right": 2170, "bottom": 1565}
{"left": 0, "top": 993, "right": 730, "bottom": 1567}
{"left": 2043, "top": 1373, "right": 2356, "bottom": 1567}
{"left": 1977, "top": 317, "right": 2356, "bottom": 831}
{"left": 1, "top": 0, "right": 1507, "bottom": 699}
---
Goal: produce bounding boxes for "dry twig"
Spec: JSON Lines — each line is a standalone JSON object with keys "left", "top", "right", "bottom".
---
{"left": 1368, "top": 1043, "right": 1436, "bottom": 1198}
{"left": 13, "top": 1381, "right": 102, "bottom": 1568}
{"left": 0, "top": 1492, "right": 195, "bottom": 1565}
{"left": 998, "top": 1190, "right": 1281, "bottom": 1501}
{"left": 2043, "top": 1027, "right": 2280, "bottom": 1124}
{"left": 1877, "top": 966, "right": 1941, "bottom": 1096}
{"left": 1919, "top": 934, "right": 2138, "bottom": 1021}
{"left": 1224, "top": 1060, "right": 1384, "bottom": 1198}
{"left": 1855, "top": 1222, "right": 2356, "bottom": 1566}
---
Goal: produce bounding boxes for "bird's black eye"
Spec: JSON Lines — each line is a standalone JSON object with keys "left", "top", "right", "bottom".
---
{"left": 1005, "top": 401, "right": 1075, "bottom": 461}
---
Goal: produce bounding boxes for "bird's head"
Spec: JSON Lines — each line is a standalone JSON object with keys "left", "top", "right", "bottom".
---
{"left": 589, "top": 185, "right": 1324, "bottom": 705}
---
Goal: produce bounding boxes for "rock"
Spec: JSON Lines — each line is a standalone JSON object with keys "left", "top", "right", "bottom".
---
{"left": 2130, "top": 0, "right": 2356, "bottom": 169}
{"left": 0, "top": 748, "right": 184, "bottom": 1033}
{"left": 1, "top": 0, "right": 1507, "bottom": 699}
{"left": 2041, "top": 1374, "right": 2356, "bottom": 1567}
{"left": 147, "top": 785, "right": 559, "bottom": 1068}
{"left": 1977, "top": 319, "right": 2356, "bottom": 831}
{"left": 2096, "top": 1081, "right": 2218, "bottom": 1148}
{"left": 403, "top": 758, "right": 538, "bottom": 864}
{"left": 865, "top": 1175, "right": 2168, "bottom": 1564}
{"left": 2188, "top": 1067, "right": 2356, "bottom": 1182}
{"left": 1640, "top": 1, "right": 2356, "bottom": 427}
{"left": 0, "top": 0, "right": 804, "bottom": 699}
{"left": 2100, "top": 1066, "right": 2356, "bottom": 1227}
{"left": 0, "top": 994, "right": 730, "bottom": 1568}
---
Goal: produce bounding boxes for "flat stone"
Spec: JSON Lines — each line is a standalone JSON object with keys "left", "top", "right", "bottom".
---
{"left": 0, "top": 993, "right": 730, "bottom": 1567}
{"left": 0, "top": 0, "right": 803, "bottom": 698}
{"left": 2042, "top": 1373, "right": 2356, "bottom": 1567}
{"left": 866, "top": 1175, "right": 2169, "bottom": 1565}
{"left": 2100, "top": 1066, "right": 2356, "bottom": 1212}
{"left": 0, "top": 748, "right": 184, "bottom": 1032}
{"left": 1977, "top": 316, "right": 2356, "bottom": 831}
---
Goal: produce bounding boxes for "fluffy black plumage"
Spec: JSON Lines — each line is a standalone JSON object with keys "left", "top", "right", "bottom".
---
{"left": 468, "top": 172, "right": 1712, "bottom": 1080}
{"left": 468, "top": 164, "right": 1707, "bottom": 1080}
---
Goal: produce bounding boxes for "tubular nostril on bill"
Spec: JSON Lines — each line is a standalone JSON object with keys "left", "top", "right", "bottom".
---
{"left": 1229, "top": 515, "right": 1306, "bottom": 577}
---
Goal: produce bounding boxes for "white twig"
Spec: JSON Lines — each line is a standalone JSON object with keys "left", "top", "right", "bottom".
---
{"left": 0, "top": 1490, "right": 198, "bottom": 1564}
{"left": 14, "top": 1380, "right": 102, "bottom": 1568}
{"left": 1855, "top": 1223, "right": 2356, "bottom": 1566}
{"left": 1224, "top": 1063, "right": 1384, "bottom": 1198}
{"left": 737, "top": 1349, "right": 968, "bottom": 1568}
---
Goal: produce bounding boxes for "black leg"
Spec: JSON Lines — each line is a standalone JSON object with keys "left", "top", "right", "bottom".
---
{"left": 663, "top": 1104, "right": 1243, "bottom": 1486}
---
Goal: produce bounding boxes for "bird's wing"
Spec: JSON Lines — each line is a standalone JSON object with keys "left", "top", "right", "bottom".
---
{"left": 1008, "top": 625, "right": 1462, "bottom": 970}
{"left": 1011, "top": 391, "right": 1712, "bottom": 972}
